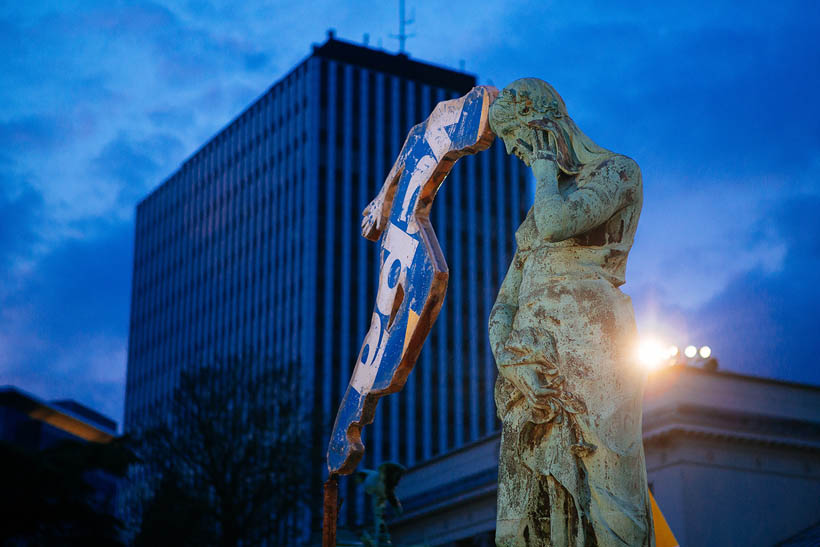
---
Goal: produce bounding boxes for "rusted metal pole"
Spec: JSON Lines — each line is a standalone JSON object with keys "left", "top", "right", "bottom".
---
{"left": 322, "top": 475, "right": 339, "bottom": 547}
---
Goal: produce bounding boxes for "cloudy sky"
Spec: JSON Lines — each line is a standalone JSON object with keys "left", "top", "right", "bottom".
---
{"left": 2, "top": 1, "right": 818, "bottom": 424}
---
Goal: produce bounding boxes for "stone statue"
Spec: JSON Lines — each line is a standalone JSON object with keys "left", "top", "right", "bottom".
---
{"left": 356, "top": 462, "right": 406, "bottom": 546}
{"left": 488, "top": 78, "right": 653, "bottom": 546}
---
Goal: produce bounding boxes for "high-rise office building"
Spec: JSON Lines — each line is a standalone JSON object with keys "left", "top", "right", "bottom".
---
{"left": 125, "top": 33, "right": 529, "bottom": 529}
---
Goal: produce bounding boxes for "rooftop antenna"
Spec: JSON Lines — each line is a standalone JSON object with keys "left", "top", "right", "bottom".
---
{"left": 390, "top": 0, "right": 415, "bottom": 54}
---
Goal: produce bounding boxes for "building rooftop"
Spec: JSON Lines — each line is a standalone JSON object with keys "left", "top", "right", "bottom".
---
{"left": 50, "top": 399, "right": 117, "bottom": 433}
{"left": 644, "top": 364, "right": 820, "bottom": 436}
{"left": 312, "top": 31, "right": 476, "bottom": 92}
{"left": 0, "top": 386, "right": 116, "bottom": 442}
{"left": 137, "top": 32, "right": 478, "bottom": 210}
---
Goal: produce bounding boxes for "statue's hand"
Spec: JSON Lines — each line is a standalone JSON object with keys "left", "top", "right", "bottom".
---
{"left": 500, "top": 364, "right": 559, "bottom": 411}
{"left": 529, "top": 127, "right": 559, "bottom": 184}
{"left": 530, "top": 126, "right": 556, "bottom": 162}
{"left": 361, "top": 193, "right": 386, "bottom": 241}
{"left": 496, "top": 326, "right": 561, "bottom": 410}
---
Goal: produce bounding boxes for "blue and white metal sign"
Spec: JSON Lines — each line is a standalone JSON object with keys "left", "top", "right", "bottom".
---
{"left": 327, "top": 85, "right": 498, "bottom": 476}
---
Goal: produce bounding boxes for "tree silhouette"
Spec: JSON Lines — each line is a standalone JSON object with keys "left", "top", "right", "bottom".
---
{"left": 132, "top": 355, "right": 311, "bottom": 546}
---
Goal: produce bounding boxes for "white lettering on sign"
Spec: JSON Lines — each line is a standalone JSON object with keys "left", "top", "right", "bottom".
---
{"left": 349, "top": 222, "right": 419, "bottom": 394}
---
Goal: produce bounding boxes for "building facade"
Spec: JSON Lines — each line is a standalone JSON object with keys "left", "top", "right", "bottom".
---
{"left": 125, "top": 34, "right": 528, "bottom": 529}
{"left": 389, "top": 365, "right": 820, "bottom": 546}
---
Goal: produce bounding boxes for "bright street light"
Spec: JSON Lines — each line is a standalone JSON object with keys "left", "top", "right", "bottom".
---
{"left": 637, "top": 338, "right": 666, "bottom": 370}
{"left": 684, "top": 345, "right": 697, "bottom": 358}
{"left": 699, "top": 346, "right": 712, "bottom": 359}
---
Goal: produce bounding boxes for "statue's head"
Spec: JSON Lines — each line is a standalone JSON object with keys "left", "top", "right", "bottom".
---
{"left": 489, "top": 78, "right": 609, "bottom": 174}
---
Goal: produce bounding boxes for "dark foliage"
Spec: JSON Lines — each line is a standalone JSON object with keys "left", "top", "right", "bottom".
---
{"left": 132, "top": 355, "right": 311, "bottom": 546}
{"left": 0, "top": 436, "right": 136, "bottom": 546}
{"left": 134, "top": 468, "right": 213, "bottom": 547}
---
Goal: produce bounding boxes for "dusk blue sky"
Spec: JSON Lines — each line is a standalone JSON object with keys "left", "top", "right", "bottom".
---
{"left": 2, "top": 1, "right": 818, "bottom": 425}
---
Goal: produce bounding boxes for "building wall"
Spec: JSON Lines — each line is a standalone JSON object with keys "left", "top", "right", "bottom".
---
{"left": 125, "top": 60, "right": 313, "bottom": 428}
{"left": 643, "top": 366, "right": 820, "bottom": 547}
{"left": 647, "top": 437, "right": 820, "bottom": 547}
{"left": 391, "top": 433, "right": 500, "bottom": 545}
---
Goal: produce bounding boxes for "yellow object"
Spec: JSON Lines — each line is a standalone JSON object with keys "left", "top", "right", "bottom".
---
{"left": 650, "top": 491, "right": 679, "bottom": 547}
{"left": 403, "top": 309, "right": 420, "bottom": 352}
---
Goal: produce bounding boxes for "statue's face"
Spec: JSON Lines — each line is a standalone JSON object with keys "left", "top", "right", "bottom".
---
{"left": 491, "top": 79, "right": 592, "bottom": 176}
{"left": 492, "top": 116, "right": 534, "bottom": 167}
{"left": 489, "top": 88, "right": 549, "bottom": 167}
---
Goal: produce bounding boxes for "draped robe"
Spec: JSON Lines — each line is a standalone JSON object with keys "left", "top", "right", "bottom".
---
{"left": 491, "top": 153, "right": 654, "bottom": 547}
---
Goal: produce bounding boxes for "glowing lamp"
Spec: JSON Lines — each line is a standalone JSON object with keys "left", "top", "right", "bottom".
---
{"left": 638, "top": 338, "right": 666, "bottom": 370}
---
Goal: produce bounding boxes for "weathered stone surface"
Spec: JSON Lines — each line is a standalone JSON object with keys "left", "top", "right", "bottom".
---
{"left": 488, "top": 78, "right": 653, "bottom": 546}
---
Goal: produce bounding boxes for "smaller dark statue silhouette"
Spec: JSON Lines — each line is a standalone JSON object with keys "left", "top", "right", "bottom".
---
{"left": 356, "top": 462, "right": 406, "bottom": 546}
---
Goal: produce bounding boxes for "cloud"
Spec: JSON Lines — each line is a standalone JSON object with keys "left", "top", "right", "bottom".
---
{"left": 634, "top": 194, "right": 820, "bottom": 385}
{"left": 1, "top": 2, "right": 289, "bottom": 223}
{"left": 0, "top": 221, "right": 133, "bottom": 423}
{"left": 0, "top": 183, "right": 44, "bottom": 271}
{"left": 0, "top": 2, "right": 299, "bottom": 421}
{"left": 445, "top": 0, "right": 820, "bottom": 185}
{"left": 0, "top": 116, "right": 64, "bottom": 153}
{"left": 626, "top": 176, "right": 792, "bottom": 308}
{"left": 2, "top": 0, "right": 819, "bottom": 424}
{"left": 694, "top": 194, "right": 820, "bottom": 381}
{"left": 92, "top": 131, "right": 185, "bottom": 208}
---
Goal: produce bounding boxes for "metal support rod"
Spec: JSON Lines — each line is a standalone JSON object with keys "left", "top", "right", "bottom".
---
{"left": 398, "top": 0, "right": 406, "bottom": 53}
{"left": 390, "top": 0, "right": 414, "bottom": 53}
{"left": 322, "top": 476, "right": 339, "bottom": 547}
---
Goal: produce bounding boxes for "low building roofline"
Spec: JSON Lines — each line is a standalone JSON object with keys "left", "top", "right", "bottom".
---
{"left": 0, "top": 386, "right": 116, "bottom": 443}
